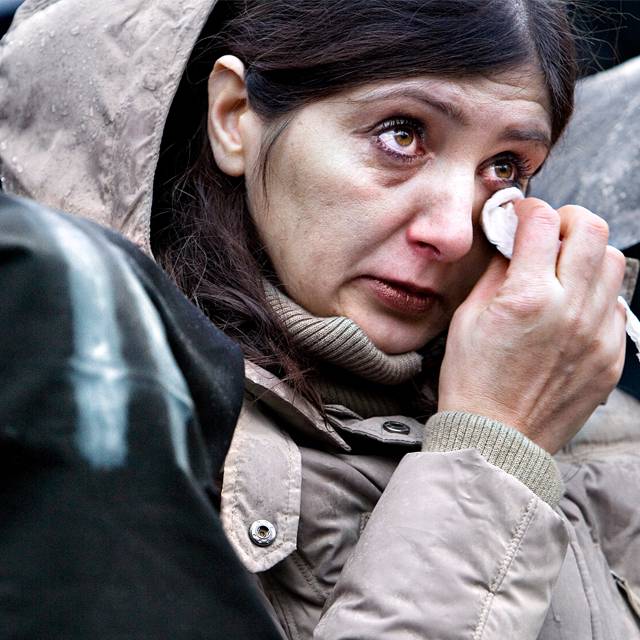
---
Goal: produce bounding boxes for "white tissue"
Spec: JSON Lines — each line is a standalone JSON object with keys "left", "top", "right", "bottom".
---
{"left": 618, "top": 297, "right": 640, "bottom": 362}
{"left": 480, "top": 186, "right": 524, "bottom": 259}
{"left": 481, "top": 187, "right": 640, "bottom": 361}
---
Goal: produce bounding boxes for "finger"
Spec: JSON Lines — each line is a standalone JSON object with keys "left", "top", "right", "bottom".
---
{"left": 607, "top": 297, "right": 628, "bottom": 386}
{"left": 463, "top": 254, "right": 509, "bottom": 307}
{"left": 509, "top": 198, "right": 561, "bottom": 280}
{"left": 596, "top": 246, "right": 627, "bottom": 310}
{"left": 571, "top": 245, "right": 626, "bottom": 336}
{"left": 556, "top": 205, "right": 609, "bottom": 292}
{"left": 588, "top": 294, "right": 627, "bottom": 406}
{"left": 607, "top": 254, "right": 632, "bottom": 381}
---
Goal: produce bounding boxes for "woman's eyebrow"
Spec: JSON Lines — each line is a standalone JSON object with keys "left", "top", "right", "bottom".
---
{"left": 499, "top": 127, "right": 551, "bottom": 150}
{"left": 349, "top": 87, "right": 467, "bottom": 124}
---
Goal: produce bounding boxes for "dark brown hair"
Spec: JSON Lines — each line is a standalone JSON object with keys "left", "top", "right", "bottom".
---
{"left": 152, "top": 0, "right": 578, "bottom": 398}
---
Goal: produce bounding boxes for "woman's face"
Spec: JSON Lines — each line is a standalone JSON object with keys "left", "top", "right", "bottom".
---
{"left": 243, "top": 67, "right": 552, "bottom": 353}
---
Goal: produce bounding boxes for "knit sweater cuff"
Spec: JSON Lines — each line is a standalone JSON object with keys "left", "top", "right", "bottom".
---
{"left": 423, "top": 411, "right": 564, "bottom": 507}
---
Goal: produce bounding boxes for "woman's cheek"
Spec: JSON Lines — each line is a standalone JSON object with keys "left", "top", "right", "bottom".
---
{"left": 453, "top": 240, "right": 495, "bottom": 300}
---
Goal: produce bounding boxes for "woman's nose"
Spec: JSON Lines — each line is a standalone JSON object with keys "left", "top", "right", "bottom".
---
{"left": 405, "top": 179, "right": 476, "bottom": 262}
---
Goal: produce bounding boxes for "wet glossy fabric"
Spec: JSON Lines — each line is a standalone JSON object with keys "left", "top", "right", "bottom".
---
{"left": 0, "top": 193, "right": 282, "bottom": 639}
{"left": 0, "top": 0, "right": 220, "bottom": 255}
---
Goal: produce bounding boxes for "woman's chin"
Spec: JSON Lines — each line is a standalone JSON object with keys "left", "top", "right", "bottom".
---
{"left": 371, "top": 333, "right": 432, "bottom": 355}
{"left": 352, "top": 314, "right": 441, "bottom": 355}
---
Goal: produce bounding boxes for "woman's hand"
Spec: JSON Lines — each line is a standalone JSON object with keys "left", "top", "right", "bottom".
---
{"left": 438, "top": 198, "right": 628, "bottom": 454}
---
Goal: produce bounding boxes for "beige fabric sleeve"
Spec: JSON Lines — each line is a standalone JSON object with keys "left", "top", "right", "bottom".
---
{"left": 424, "top": 411, "right": 564, "bottom": 507}
{"left": 315, "top": 450, "right": 568, "bottom": 640}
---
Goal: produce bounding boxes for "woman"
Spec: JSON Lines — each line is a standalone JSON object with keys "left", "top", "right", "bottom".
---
{"left": 1, "top": 0, "right": 639, "bottom": 638}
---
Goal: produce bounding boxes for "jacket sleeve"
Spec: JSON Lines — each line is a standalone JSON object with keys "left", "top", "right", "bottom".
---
{"left": 315, "top": 414, "right": 569, "bottom": 639}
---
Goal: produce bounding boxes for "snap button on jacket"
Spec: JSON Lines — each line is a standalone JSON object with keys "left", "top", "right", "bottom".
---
{"left": 222, "top": 400, "right": 302, "bottom": 573}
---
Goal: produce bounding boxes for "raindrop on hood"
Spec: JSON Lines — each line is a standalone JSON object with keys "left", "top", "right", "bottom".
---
{"left": 143, "top": 75, "right": 159, "bottom": 92}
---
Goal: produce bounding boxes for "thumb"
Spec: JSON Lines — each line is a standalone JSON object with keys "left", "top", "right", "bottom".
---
{"left": 463, "top": 254, "right": 509, "bottom": 307}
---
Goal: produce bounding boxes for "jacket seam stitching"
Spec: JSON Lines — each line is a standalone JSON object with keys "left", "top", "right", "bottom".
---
{"left": 471, "top": 496, "right": 538, "bottom": 640}
{"left": 228, "top": 427, "right": 244, "bottom": 553}
{"left": 261, "top": 574, "right": 302, "bottom": 640}
{"left": 275, "top": 431, "right": 297, "bottom": 562}
{"left": 569, "top": 534, "right": 603, "bottom": 640}
{"left": 291, "top": 551, "right": 331, "bottom": 602}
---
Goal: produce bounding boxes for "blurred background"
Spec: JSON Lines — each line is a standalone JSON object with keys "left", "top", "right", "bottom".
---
{"left": 575, "top": 0, "right": 640, "bottom": 74}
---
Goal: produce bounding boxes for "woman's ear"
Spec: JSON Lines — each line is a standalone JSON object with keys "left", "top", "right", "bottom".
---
{"left": 207, "top": 55, "right": 260, "bottom": 177}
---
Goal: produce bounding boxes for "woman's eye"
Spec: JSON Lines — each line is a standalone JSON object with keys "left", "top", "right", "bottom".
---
{"left": 375, "top": 119, "right": 425, "bottom": 159}
{"left": 492, "top": 161, "right": 516, "bottom": 181}
{"left": 484, "top": 155, "right": 533, "bottom": 188}
{"left": 378, "top": 128, "right": 418, "bottom": 154}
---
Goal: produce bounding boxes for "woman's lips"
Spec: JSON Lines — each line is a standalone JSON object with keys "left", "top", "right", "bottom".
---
{"left": 362, "top": 277, "right": 440, "bottom": 315}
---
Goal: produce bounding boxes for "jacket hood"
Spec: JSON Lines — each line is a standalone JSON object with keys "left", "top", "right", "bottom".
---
{"left": 0, "top": 0, "right": 219, "bottom": 255}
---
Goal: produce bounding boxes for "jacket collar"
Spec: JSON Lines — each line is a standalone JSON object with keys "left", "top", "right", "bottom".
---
{"left": 244, "top": 361, "right": 350, "bottom": 451}
{"left": 244, "top": 361, "right": 425, "bottom": 450}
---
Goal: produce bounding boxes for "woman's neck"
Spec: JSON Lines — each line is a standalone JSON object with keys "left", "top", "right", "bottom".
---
{"left": 265, "top": 283, "right": 441, "bottom": 418}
